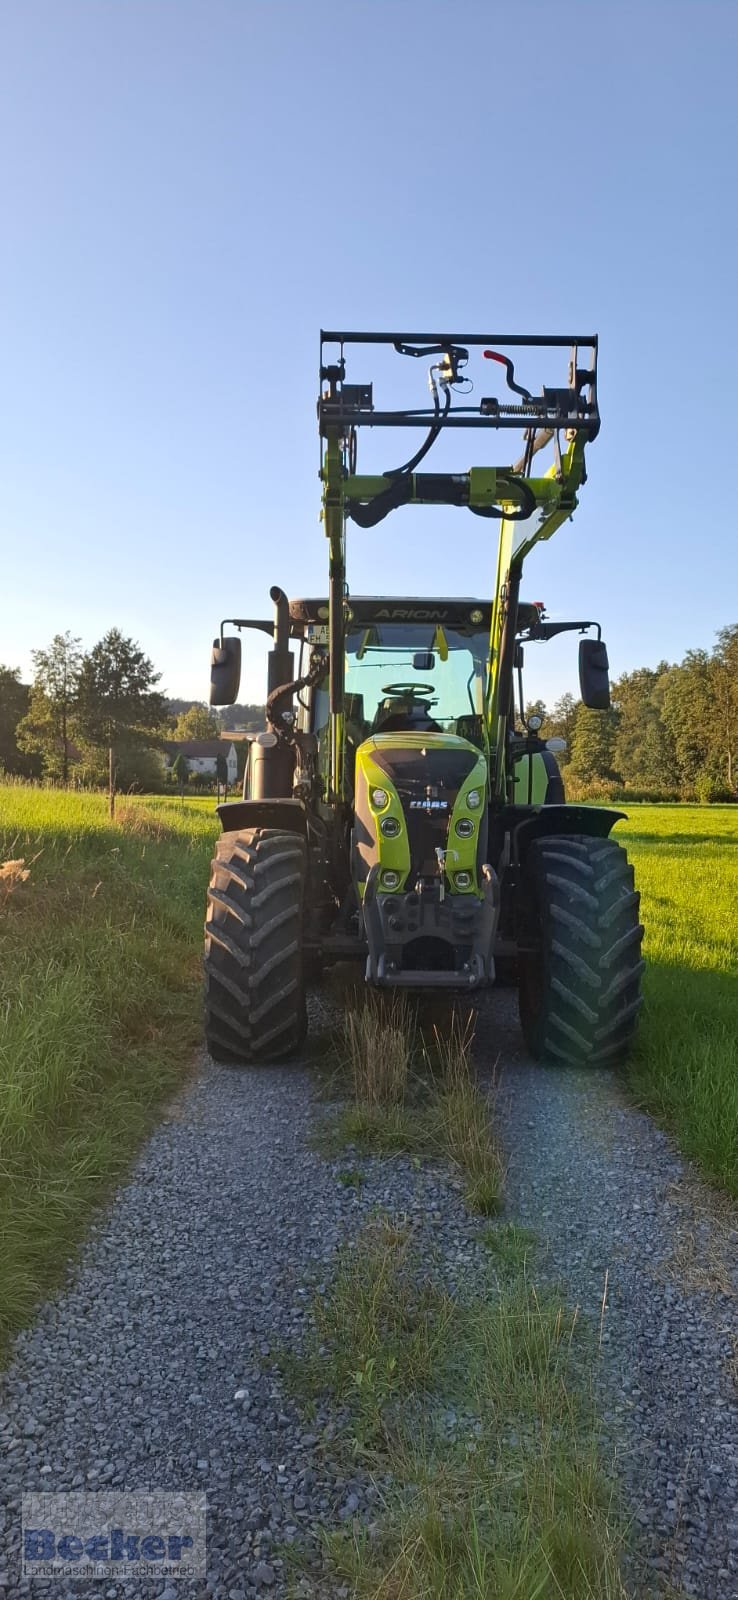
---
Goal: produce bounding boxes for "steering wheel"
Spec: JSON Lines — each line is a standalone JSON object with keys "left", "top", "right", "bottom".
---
{"left": 381, "top": 682, "right": 435, "bottom": 697}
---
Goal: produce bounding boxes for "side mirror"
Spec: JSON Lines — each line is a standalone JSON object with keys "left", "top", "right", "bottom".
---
{"left": 210, "top": 635, "right": 242, "bottom": 706}
{"left": 412, "top": 651, "right": 435, "bottom": 671}
{"left": 579, "top": 638, "right": 610, "bottom": 710}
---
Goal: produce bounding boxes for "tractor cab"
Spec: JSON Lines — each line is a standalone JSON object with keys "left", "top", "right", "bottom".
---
{"left": 296, "top": 596, "right": 567, "bottom": 802}
{"left": 302, "top": 598, "right": 496, "bottom": 778}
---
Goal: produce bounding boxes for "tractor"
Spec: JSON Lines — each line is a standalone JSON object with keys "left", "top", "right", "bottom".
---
{"left": 204, "top": 331, "right": 644, "bottom": 1066}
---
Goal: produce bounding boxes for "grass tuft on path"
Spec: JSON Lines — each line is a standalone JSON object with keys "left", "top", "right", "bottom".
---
{"left": 323, "top": 996, "right": 504, "bottom": 1214}
{"left": 0, "top": 784, "right": 218, "bottom": 1352}
{"left": 284, "top": 1215, "right": 628, "bottom": 1600}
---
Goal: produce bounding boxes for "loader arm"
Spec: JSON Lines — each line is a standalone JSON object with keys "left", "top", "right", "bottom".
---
{"left": 318, "top": 332, "right": 598, "bottom": 803}
{"left": 485, "top": 431, "right": 588, "bottom": 800}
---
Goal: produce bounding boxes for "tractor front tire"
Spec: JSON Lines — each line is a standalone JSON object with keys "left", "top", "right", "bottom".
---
{"left": 204, "top": 827, "right": 307, "bottom": 1064}
{"left": 518, "top": 835, "right": 644, "bottom": 1066}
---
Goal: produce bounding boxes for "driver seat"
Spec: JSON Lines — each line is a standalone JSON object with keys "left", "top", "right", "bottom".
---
{"left": 375, "top": 701, "right": 441, "bottom": 734}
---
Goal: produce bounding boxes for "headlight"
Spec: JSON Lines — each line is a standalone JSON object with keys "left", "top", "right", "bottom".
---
{"left": 466, "top": 788, "right": 482, "bottom": 809}
{"left": 455, "top": 817, "right": 475, "bottom": 837}
{"left": 455, "top": 870, "right": 472, "bottom": 889}
{"left": 381, "top": 870, "right": 401, "bottom": 889}
{"left": 371, "top": 787, "right": 389, "bottom": 809}
{"left": 469, "top": 608, "right": 484, "bottom": 624}
{"left": 380, "top": 816, "right": 401, "bottom": 837}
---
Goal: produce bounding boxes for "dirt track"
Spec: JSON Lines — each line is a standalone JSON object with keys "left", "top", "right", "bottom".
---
{"left": 479, "top": 988, "right": 738, "bottom": 1597}
{"left": 0, "top": 988, "right": 736, "bottom": 1598}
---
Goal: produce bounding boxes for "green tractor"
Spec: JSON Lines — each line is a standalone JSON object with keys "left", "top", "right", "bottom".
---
{"left": 204, "top": 330, "right": 644, "bottom": 1065}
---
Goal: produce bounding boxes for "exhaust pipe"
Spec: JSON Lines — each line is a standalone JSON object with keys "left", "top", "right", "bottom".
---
{"left": 267, "top": 585, "right": 293, "bottom": 694}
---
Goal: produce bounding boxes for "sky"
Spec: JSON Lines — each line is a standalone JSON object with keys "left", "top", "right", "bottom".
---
{"left": 1, "top": 0, "right": 737, "bottom": 709}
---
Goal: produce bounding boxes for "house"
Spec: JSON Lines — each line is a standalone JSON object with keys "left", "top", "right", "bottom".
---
{"left": 163, "top": 740, "right": 238, "bottom": 785}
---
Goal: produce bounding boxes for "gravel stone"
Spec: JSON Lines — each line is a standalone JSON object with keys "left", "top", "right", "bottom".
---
{"left": 252, "top": 1564, "right": 275, "bottom": 1589}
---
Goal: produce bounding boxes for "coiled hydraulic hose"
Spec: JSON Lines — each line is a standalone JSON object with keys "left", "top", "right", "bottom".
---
{"left": 346, "top": 383, "right": 451, "bottom": 529}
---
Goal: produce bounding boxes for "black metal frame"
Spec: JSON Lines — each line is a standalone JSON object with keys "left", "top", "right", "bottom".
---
{"left": 319, "top": 330, "right": 599, "bottom": 439}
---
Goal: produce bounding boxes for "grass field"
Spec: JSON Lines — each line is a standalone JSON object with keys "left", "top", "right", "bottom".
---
{"left": 0, "top": 784, "right": 219, "bottom": 1351}
{"left": 0, "top": 788, "right": 736, "bottom": 1353}
{"left": 617, "top": 805, "right": 738, "bottom": 1196}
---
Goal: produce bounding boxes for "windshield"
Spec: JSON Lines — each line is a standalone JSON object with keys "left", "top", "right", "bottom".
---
{"left": 343, "top": 622, "right": 489, "bottom": 742}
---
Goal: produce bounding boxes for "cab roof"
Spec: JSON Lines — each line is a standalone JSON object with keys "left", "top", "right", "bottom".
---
{"left": 290, "top": 596, "right": 542, "bottom": 631}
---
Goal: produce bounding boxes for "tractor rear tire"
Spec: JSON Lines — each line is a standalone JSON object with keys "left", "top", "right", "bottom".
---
{"left": 518, "top": 834, "right": 645, "bottom": 1066}
{"left": 204, "top": 827, "right": 307, "bottom": 1065}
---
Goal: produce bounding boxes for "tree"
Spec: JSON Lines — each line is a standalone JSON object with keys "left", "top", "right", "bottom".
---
{"left": 0, "top": 666, "right": 34, "bottom": 776}
{"left": 219, "top": 702, "right": 264, "bottom": 732}
{"left": 16, "top": 632, "right": 82, "bottom": 783}
{"left": 173, "top": 703, "right": 220, "bottom": 740}
{"left": 568, "top": 706, "right": 619, "bottom": 783}
{"left": 611, "top": 666, "right": 677, "bottom": 791}
{"left": 660, "top": 650, "right": 716, "bottom": 792}
{"left": 75, "top": 630, "right": 165, "bottom": 816}
{"left": 117, "top": 746, "right": 166, "bottom": 793}
{"left": 171, "top": 752, "right": 189, "bottom": 793}
{"left": 547, "top": 692, "right": 578, "bottom": 744}
{"left": 711, "top": 625, "right": 738, "bottom": 792}
{"left": 659, "top": 632, "right": 738, "bottom": 796}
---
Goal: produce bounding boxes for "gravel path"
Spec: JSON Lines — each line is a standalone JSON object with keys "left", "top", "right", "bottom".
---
{"left": 479, "top": 988, "right": 738, "bottom": 1600}
{"left": 0, "top": 989, "right": 737, "bottom": 1599}
{"left": 0, "top": 1005, "right": 479, "bottom": 1600}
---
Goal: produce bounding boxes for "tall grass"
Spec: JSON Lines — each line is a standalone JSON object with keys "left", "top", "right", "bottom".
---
{"left": 332, "top": 997, "right": 504, "bottom": 1214}
{"left": 0, "top": 784, "right": 218, "bottom": 1351}
{"left": 284, "top": 1217, "right": 628, "bottom": 1600}
{"left": 425, "top": 1012, "right": 504, "bottom": 1215}
{"left": 345, "top": 993, "right": 413, "bottom": 1107}
{"left": 617, "top": 805, "right": 738, "bottom": 1194}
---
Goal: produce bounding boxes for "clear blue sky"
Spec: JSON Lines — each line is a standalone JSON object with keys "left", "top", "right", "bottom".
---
{"left": 2, "top": 1, "right": 736, "bottom": 707}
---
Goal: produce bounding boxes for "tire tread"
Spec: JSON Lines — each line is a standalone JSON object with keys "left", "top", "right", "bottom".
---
{"left": 519, "top": 835, "right": 644, "bottom": 1066}
{"left": 203, "top": 828, "right": 306, "bottom": 1064}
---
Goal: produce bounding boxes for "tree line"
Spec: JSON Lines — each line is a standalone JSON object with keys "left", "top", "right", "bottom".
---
{"left": 0, "top": 629, "right": 263, "bottom": 813}
{"left": 2, "top": 622, "right": 736, "bottom": 806}
{"left": 531, "top": 623, "right": 738, "bottom": 802}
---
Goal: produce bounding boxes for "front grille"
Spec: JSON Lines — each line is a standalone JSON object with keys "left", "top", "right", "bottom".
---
{"left": 404, "top": 805, "right": 450, "bottom": 878}
{"left": 372, "top": 749, "right": 477, "bottom": 882}
{"left": 372, "top": 747, "right": 477, "bottom": 789}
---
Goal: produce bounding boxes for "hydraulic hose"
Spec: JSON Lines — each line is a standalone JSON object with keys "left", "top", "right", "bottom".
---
{"left": 346, "top": 385, "right": 450, "bottom": 529}
{"left": 469, "top": 475, "right": 537, "bottom": 522}
{"left": 266, "top": 652, "right": 328, "bottom": 740}
{"left": 347, "top": 475, "right": 414, "bottom": 528}
{"left": 384, "top": 382, "right": 449, "bottom": 478}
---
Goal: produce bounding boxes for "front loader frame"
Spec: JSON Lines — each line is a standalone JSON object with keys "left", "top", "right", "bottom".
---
{"left": 318, "top": 330, "right": 599, "bottom": 805}
{"left": 204, "top": 326, "right": 647, "bottom": 1063}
